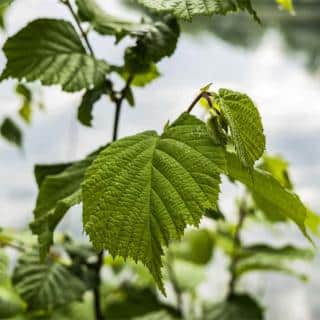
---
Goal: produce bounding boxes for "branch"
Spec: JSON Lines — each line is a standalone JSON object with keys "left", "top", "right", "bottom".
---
{"left": 228, "top": 199, "right": 247, "bottom": 296}
{"left": 167, "top": 251, "right": 183, "bottom": 315}
{"left": 112, "top": 76, "right": 134, "bottom": 141}
{"left": 61, "top": 0, "right": 95, "bottom": 56}
{"left": 186, "top": 91, "right": 213, "bottom": 113}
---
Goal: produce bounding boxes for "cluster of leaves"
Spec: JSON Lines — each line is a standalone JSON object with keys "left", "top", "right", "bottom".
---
{"left": 0, "top": 0, "right": 318, "bottom": 319}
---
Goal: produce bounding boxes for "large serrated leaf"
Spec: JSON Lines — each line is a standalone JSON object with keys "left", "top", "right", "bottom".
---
{"left": 226, "top": 152, "right": 309, "bottom": 239}
{"left": 1, "top": 19, "right": 109, "bottom": 92}
{"left": 137, "top": 0, "right": 259, "bottom": 21}
{"left": 83, "top": 113, "right": 225, "bottom": 292}
{"left": 12, "top": 251, "right": 86, "bottom": 311}
{"left": 216, "top": 89, "right": 265, "bottom": 168}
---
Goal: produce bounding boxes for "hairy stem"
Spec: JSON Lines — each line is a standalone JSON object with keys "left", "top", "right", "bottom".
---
{"left": 228, "top": 199, "right": 247, "bottom": 296}
{"left": 61, "top": 0, "right": 95, "bottom": 56}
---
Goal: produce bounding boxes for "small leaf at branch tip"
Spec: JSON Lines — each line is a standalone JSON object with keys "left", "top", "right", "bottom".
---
{"left": 200, "top": 83, "right": 212, "bottom": 92}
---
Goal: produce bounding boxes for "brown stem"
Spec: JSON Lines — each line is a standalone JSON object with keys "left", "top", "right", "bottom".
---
{"left": 61, "top": 0, "right": 95, "bottom": 56}
{"left": 186, "top": 91, "right": 212, "bottom": 113}
{"left": 112, "top": 76, "right": 133, "bottom": 141}
{"left": 93, "top": 251, "right": 104, "bottom": 320}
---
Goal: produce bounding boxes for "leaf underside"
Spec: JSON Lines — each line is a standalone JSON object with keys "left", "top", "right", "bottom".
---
{"left": 137, "top": 0, "right": 259, "bottom": 21}
{"left": 83, "top": 113, "right": 226, "bottom": 292}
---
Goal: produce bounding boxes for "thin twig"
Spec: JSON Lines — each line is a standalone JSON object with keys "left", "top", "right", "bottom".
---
{"left": 112, "top": 76, "right": 134, "bottom": 141}
{"left": 186, "top": 91, "right": 212, "bottom": 113}
{"left": 228, "top": 199, "right": 247, "bottom": 296}
{"left": 167, "top": 251, "right": 183, "bottom": 315}
{"left": 61, "top": 0, "right": 95, "bottom": 56}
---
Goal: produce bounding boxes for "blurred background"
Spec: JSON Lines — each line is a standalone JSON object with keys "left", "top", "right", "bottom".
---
{"left": 0, "top": 0, "right": 319, "bottom": 319}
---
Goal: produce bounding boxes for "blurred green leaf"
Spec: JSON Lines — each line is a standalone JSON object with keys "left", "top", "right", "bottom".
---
{"left": 226, "top": 152, "right": 309, "bottom": 240}
{"left": 12, "top": 251, "right": 86, "bottom": 312}
{"left": 0, "top": 117, "right": 22, "bottom": 147}
{"left": 77, "top": 88, "right": 104, "bottom": 127}
{"left": 204, "top": 294, "right": 263, "bottom": 320}
{"left": 170, "top": 229, "right": 214, "bottom": 265}
{"left": 31, "top": 152, "right": 98, "bottom": 259}
{"left": 104, "top": 285, "right": 177, "bottom": 319}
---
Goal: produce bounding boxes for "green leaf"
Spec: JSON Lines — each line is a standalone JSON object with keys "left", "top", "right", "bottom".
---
{"left": 276, "top": 0, "right": 295, "bottom": 14}
{"left": 104, "top": 285, "right": 177, "bottom": 319}
{"left": 216, "top": 89, "right": 265, "bottom": 168}
{"left": 16, "top": 83, "right": 32, "bottom": 124}
{"left": 259, "top": 154, "right": 292, "bottom": 190}
{"left": 226, "top": 152, "right": 309, "bottom": 239}
{"left": 235, "top": 259, "right": 308, "bottom": 281}
{"left": 137, "top": 0, "right": 259, "bottom": 22}
{"left": 0, "top": 286, "right": 26, "bottom": 318}
{"left": 0, "top": 0, "right": 13, "bottom": 29}
{"left": 305, "top": 209, "right": 320, "bottom": 237}
{"left": 0, "top": 117, "right": 22, "bottom": 147}
{"left": 170, "top": 229, "right": 214, "bottom": 265}
{"left": 205, "top": 294, "right": 263, "bottom": 320}
{"left": 77, "top": 88, "right": 104, "bottom": 127}
{"left": 240, "top": 244, "right": 314, "bottom": 261}
{"left": 0, "top": 250, "right": 26, "bottom": 318}
{"left": 124, "top": 15, "right": 180, "bottom": 73}
{"left": 169, "top": 259, "right": 205, "bottom": 291}
{"left": 76, "top": 0, "right": 179, "bottom": 74}
{"left": 31, "top": 153, "right": 97, "bottom": 260}
{"left": 1, "top": 19, "right": 109, "bottom": 92}
{"left": 83, "top": 113, "right": 226, "bottom": 292}
{"left": 116, "top": 64, "right": 161, "bottom": 87}
{"left": 12, "top": 251, "right": 86, "bottom": 311}
{"left": 235, "top": 244, "right": 313, "bottom": 280}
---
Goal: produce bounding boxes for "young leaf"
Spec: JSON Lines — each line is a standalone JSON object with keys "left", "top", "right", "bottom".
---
{"left": 276, "top": 0, "right": 295, "bottom": 14}
{"left": 77, "top": 88, "right": 104, "bottom": 127}
{"left": 83, "top": 113, "right": 226, "bottom": 292}
{"left": 216, "top": 89, "right": 265, "bottom": 168}
{"left": 170, "top": 229, "right": 214, "bottom": 265}
{"left": 16, "top": 83, "right": 32, "bottom": 124}
{"left": 12, "top": 251, "right": 86, "bottom": 311}
{"left": 259, "top": 154, "right": 293, "bottom": 190}
{"left": 1, "top": 19, "right": 109, "bottom": 92}
{"left": 31, "top": 153, "right": 97, "bottom": 260}
{"left": 116, "top": 64, "right": 161, "bottom": 87}
{"left": 205, "top": 294, "right": 263, "bottom": 320}
{"left": 0, "top": 117, "right": 22, "bottom": 147}
{"left": 226, "top": 152, "right": 309, "bottom": 239}
{"left": 137, "top": 0, "right": 259, "bottom": 22}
